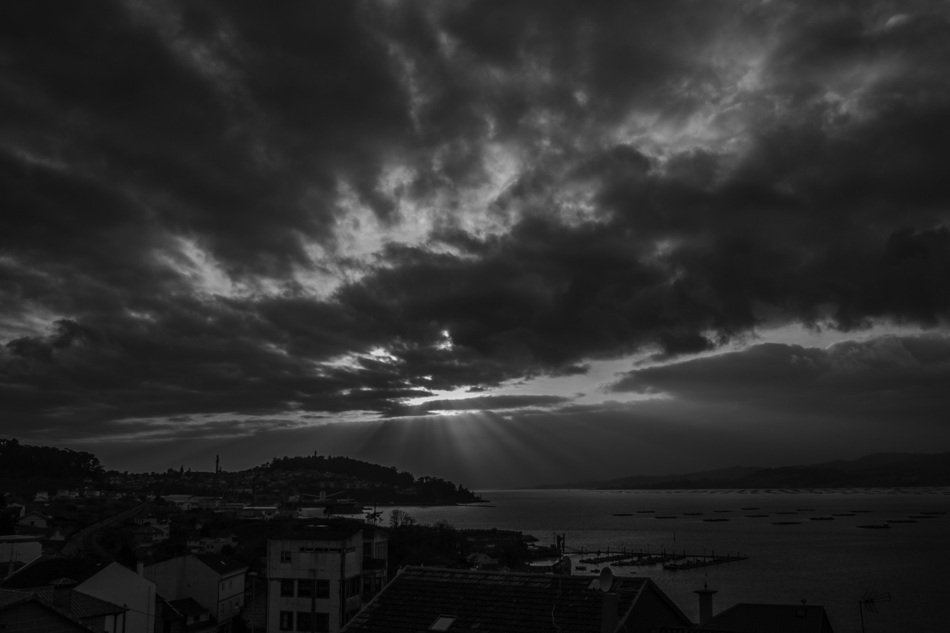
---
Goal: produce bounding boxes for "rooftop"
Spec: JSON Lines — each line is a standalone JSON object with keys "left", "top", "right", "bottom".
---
{"left": 0, "top": 556, "right": 108, "bottom": 589}
{"left": 193, "top": 553, "right": 248, "bottom": 576}
{"left": 31, "top": 586, "right": 126, "bottom": 618}
{"left": 267, "top": 521, "right": 365, "bottom": 542}
{"left": 0, "top": 588, "right": 105, "bottom": 632}
{"left": 703, "top": 603, "right": 835, "bottom": 633}
{"left": 343, "top": 567, "right": 688, "bottom": 633}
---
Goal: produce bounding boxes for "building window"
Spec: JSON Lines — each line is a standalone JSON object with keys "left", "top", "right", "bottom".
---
{"left": 280, "top": 550, "right": 292, "bottom": 563}
{"left": 316, "top": 579, "right": 330, "bottom": 598}
{"left": 315, "top": 613, "right": 330, "bottom": 632}
{"left": 297, "top": 579, "right": 313, "bottom": 598}
{"left": 279, "top": 611, "right": 294, "bottom": 631}
{"left": 295, "top": 611, "right": 312, "bottom": 632}
{"left": 280, "top": 580, "right": 295, "bottom": 597}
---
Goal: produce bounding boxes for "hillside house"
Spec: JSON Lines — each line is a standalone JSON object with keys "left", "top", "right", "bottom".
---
{"left": 145, "top": 553, "right": 247, "bottom": 632}
{"left": 0, "top": 557, "right": 157, "bottom": 633}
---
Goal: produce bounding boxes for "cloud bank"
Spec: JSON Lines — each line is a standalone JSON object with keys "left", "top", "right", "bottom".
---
{"left": 2, "top": 1, "right": 949, "bottom": 477}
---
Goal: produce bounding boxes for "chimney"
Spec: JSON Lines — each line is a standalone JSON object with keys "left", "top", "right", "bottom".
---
{"left": 694, "top": 583, "right": 717, "bottom": 625}
{"left": 601, "top": 591, "right": 619, "bottom": 633}
{"left": 50, "top": 578, "right": 73, "bottom": 612}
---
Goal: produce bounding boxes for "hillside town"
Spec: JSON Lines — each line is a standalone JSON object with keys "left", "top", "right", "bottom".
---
{"left": 1, "top": 440, "right": 835, "bottom": 633}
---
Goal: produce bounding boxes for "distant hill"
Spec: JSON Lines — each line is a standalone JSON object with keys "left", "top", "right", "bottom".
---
{"left": 547, "top": 452, "right": 950, "bottom": 489}
{"left": 0, "top": 437, "right": 480, "bottom": 504}
{"left": 260, "top": 454, "right": 481, "bottom": 503}
{"left": 0, "top": 438, "right": 103, "bottom": 481}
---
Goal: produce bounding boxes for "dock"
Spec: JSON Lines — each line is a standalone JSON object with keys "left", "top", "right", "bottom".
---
{"left": 577, "top": 549, "right": 747, "bottom": 570}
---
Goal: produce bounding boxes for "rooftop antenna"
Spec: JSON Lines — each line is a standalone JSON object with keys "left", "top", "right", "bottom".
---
{"left": 859, "top": 590, "right": 891, "bottom": 633}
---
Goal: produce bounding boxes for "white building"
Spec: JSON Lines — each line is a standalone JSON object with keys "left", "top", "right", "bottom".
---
{"left": 145, "top": 553, "right": 247, "bottom": 632}
{"left": 76, "top": 562, "right": 157, "bottom": 633}
{"left": 0, "top": 535, "right": 41, "bottom": 568}
{"left": 0, "top": 557, "right": 157, "bottom": 633}
{"left": 266, "top": 524, "right": 385, "bottom": 633}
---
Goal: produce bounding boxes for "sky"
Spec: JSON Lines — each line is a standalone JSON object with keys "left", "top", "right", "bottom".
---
{"left": 2, "top": 1, "right": 950, "bottom": 488}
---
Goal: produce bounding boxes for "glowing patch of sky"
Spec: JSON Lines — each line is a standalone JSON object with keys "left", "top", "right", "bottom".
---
{"left": 0, "top": 305, "right": 64, "bottom": 343}
{"left": 157, "top": 235, "right": 238, "bottom": 297}
{"left": 328, "top": 145, "right": 523, "bottom": 267}
{"left": 746, "top": 321, "right": 940, "bottom": 350}
{"left": 6, "top": 144, "right": 71, "bottom": 173}
{"left": 157, "top": 234, "right": 305, "bottom": 300}
{"left": 400, "top": 320, "right": 941, "bottom": 415}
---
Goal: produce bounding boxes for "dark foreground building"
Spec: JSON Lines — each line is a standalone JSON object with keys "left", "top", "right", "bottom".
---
{"left": 343, "top": 566, "right": 692, "bottom": 633}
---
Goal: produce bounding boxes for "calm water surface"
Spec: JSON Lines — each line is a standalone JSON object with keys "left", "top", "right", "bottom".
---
{"left": 383, "top": 488, "right": 950, "bottom": 633}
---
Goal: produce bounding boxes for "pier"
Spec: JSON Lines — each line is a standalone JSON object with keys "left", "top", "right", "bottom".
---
{"left": 577, "top": 548, "right": 748, "bottom": 570}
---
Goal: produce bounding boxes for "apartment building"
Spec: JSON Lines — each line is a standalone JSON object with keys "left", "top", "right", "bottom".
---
{"left": 265, "top": 523, "right": 387, "bottom": 633}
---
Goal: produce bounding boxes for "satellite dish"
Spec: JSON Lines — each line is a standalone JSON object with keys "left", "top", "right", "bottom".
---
{"left": 597, "top": 567, "right": 614, "bottom": 592}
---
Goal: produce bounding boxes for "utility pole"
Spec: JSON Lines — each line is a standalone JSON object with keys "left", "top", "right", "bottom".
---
{"left": 311, "top": 568, "right": 317, "bottom": 633}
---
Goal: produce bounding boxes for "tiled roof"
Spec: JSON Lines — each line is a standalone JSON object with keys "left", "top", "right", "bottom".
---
{"left": 0, "top": 588, "right": 101, "bottom": 632}
{"left": 343, "top": 567, "right": 652, "bottom": 633}
{"left": 703, "top": 603, "right": 834, "bottom": 633}
{"left": 193, "top": 553, "right": 248, "bottom": 576}
{"left": 0, "top": 588, "right": 30, "bottom": 610}
{"left": 31, "top": 587, "right": 126, "bottom": 618}
{"left": 268, "top": 521, "right": 364, "bottom": 542}
{"left": 0, "top": 556, "right": 107, "bottom": 589}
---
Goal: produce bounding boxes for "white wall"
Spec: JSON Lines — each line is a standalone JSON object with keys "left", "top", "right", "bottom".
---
{"left": 78, "top": 562, "right": 156, "bottom": 633}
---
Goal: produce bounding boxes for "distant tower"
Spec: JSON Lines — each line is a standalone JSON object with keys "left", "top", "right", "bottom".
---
{"left": 694, "top": 583, "right": 717, "bottom": 625}
{"left": 215, "top": 454, "right": 220, "bottom": 474}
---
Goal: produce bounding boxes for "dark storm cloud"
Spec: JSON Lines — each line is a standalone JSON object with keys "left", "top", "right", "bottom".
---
{"left": 2, "top": 0, "right": 950, "bottom": 440}
{"left": 612, "top": 335, "right": 950, "bottom": 424}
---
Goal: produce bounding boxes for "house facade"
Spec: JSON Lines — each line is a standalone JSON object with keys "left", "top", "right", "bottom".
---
{"left": 0, "top": 558, "right": 156, "bottom": 633}
{"left": 145, "top": 553, "right": 247, "bottom": 632}
{"left": 75, "top": 562, "right": 157, "bottom": 633}
{"left": 266, "top": 526, "right": 368, "bottom": 633}
{"left": 0, "top": 535, "right": 41, "bottom": 571}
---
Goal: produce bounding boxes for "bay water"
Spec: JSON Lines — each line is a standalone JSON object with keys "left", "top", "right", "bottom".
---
{"left": 381, "top": 488, "right": 950, "bottom": 633}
